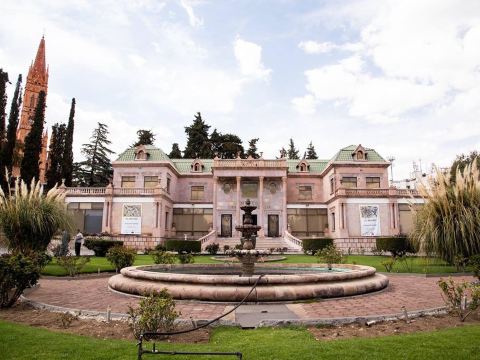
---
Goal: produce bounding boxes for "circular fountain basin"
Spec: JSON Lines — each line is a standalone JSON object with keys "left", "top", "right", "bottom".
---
{"left": 108, "top": 264, "right": 389, "bottom": 302}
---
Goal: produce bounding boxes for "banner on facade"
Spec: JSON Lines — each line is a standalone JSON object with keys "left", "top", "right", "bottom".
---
{"left": 359, "top": 205, "right": 380, "bottom": 236}
{"left": 121, "top": 204, "right": 142, "bottom": 234}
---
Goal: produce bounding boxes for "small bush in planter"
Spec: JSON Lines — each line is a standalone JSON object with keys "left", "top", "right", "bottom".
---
{"left": 376, "top": 236, "right": 415, "bottom": 257}
{"left": 152, "top": 251, "right": 176, "bottom": 264}
{"left": 205, "top": 243, "right": 220, "bottom": 255}
{"left": 316, "top": 244, "right": 343, "bottom": 269}
{"left": 84, "top": 237, "right": 122, "bottom": 257}
{"left": 56, "top": 254, "right": 90, "bottom": 277}
{"left": 177, "top": 253, "right": 195, "bottom": 264}
{"left": 302, "top": 237, "right": 333, "bottom": 255}
{"left": 106, "top": 246, "right": 137, "bottom": 272}
{"left": 165, "top": 239, "right": 201, "bottom": 254}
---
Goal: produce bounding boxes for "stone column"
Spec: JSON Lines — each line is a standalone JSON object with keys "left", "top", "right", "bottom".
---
{"left": 236, "top": 176, "right": 241, "bottom": 237}
{"left": 212, "top": 176, "right": 218, "bottom": 234}
{"left": 282, "top": 176, "right": 287, "bottom": 234}
{"left": 258, "top": 176, "right": 265, "bottom": 237}
{"left": 103, "top": 184, "right": 113, "bottom": 233}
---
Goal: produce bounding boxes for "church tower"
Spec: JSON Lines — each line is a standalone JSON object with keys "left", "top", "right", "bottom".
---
{"left": 13, "top": 36, "right": 49, "bottom": 182}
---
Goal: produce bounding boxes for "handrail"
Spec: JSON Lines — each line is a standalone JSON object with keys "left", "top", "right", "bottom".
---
{"left": 199, "top": 229, "right": 217, "bottom": 249}
{"left": 335, "top": 188, "right": 420, "bottom": 197}
{"left": 65, "top": 187, "right": 106, "bottom": 195}
{"left": 283, "top": 230, "right": 302, "bottom": 250}
{"left": 213, "top": 158, "right": 287, "bottom": 168}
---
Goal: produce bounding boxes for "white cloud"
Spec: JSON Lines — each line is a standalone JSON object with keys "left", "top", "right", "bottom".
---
{"left": 291, "top": 94, "right": 316, "bottom": 115}
{"left": 233, "top": 37, "right": 272, "bottom": 80}
{"left": 298, "top": 40, "right": 363, "bottom": 54}
{"left": 179, "top": 0, "right": 204, "bottom": 28}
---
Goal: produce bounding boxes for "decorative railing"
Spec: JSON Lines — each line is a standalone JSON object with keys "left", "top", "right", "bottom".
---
{"left": 214, "top": 158, "right": 287, "bottom": 168}
{"left": 335, "top": 188, "right": 420, "bottom": 197}
{"left": 199, "top": 230, "right": 217, "bottom": 248}
{"left": 65, "top": 187, "right": 159, "bottom": 196}
{"left": 283, "top": 231, "right": 303, "bottom": 251}
{"left": 65, "top": 187, "right": 106, "bottom": 195}
{"left": 113, "top": 188, "right": 155, "bottom": 195}
{"left": 396, "top": 188, "right": 420, "bottom": 197}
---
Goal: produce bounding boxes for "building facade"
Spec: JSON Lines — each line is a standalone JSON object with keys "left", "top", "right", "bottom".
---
{"left": 64, "top": 144, "right": 423, "bottom": 252}
{"left": 13, "top": 36, "right": 49, "bottom": 182}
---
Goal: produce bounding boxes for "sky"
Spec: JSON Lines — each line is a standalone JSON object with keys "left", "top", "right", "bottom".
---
{"left": 1, "top": 0, "right": 480, "bottom": 180}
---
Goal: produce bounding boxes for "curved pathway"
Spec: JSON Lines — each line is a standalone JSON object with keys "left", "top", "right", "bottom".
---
{"left": 24, "top": 274, "right": 474, "bottom": 326}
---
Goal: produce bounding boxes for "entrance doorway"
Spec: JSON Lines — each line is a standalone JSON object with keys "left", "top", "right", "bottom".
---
{"left": 220, "top": 214, "right": 232, "bottom": 237}
{"left": 268, "top": 214, "right": 279, "bottom": 237}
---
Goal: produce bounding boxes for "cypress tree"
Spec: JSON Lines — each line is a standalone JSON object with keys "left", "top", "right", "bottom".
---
{"left": 20, "top": 91, "right": 46, "bottom": 185}
{"left": 132, "top": 129, "right": 155, "bottom": 147}
{"left": 287, "top": 138, "right": 300, "bottom": 159}
{"left": 246, "top": 138, "right": 260, "bottom": 159}
{"left": 2, "top": 75, "right": 22, "bottom": 182}
{"left": 184, "top": 112, "right": 212, "bottom": 158}
{"left": 61, "top": 98, "right": 75, "bottom": 186}
{"left": 0, "top": 69, "right": 8, "bottom": 145}
{"left": 78, "top": 122, "right": 114, "bottom": 186}
{"left": 305, "top": 141, "right": 318, "bottom": 159}
{"left": 168, "top": 143, "right": 182, "bottom": 158}
{"left": 46, "top": 123, "right": 66, "bottom": 189}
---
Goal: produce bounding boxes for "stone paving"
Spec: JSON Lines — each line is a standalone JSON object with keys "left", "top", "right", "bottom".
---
{"left": 24, "top": 274, "right": 474, "bottom": 325}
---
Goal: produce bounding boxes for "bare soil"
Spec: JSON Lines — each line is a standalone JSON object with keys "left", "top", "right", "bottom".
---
{"left": 308, "top": 311, "right": 480, "bottom": 341}
{"left": 0, "top": 303, "right": 210, "bottom": 343}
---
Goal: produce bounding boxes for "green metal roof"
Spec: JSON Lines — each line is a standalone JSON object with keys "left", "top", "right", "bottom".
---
{"left": 171, "top": 159, "right": 214, "bottom": 174}
{"left": 116, "top": 145, "right": 170, "bottom": 162}
{"left": 332, "top": 145, "right": 386, "bottom": 162}
{"left": 287, "top": 159, "right": 329, "bottom": 173}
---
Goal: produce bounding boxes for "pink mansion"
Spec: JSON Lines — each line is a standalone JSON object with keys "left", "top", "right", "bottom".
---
{"left": 64, "top": 144, "right": 422, "bottom": 252}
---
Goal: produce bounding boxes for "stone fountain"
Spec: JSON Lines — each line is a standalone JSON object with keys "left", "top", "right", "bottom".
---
{"left": 231, "top": 199, "right": 270, "bottom": 277}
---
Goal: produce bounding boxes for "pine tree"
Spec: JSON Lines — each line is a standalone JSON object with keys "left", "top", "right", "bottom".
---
{"left": 46, "top": 123, "right": 66, "bottom": 189}
{"left": 20, "top": 91, "right": 46, "bottom": 185}
{"left": 305, "top": 141, "right": 318, "bottom": 159}
{"left": 2, "top": 75, "right": 22, "bottom": 177}
{"left": 210, "top": 129, "right": 222, "bottom": 157}
{"left": 78, "top": 122, "right": 115, "bottom": 186}
{"left": 132, "top": 129, "right": 155, "bottom": 147}
{"left": 0, "top": 69, "right": 8, "bottom": 145}
{"left": 168, "top": 143, "right": 182, "bottom": 158}
{"left": 184, "top": 112, "right": 212, "bottom": 158}
{"left": 61, "top": 98, "right": 75, "bottom": 186}
{"left": 219, "top": 133, "right": 244, "bottom": 159}
{"left": 287, "top": 138, "right": 300, "bottom": 159}
{"left": 246, "top": 138, "right": 260, "bottom": 159}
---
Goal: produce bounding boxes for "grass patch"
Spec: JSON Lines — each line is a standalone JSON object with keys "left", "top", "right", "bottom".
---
{"left": 41, "top": 254, "right": 466, "bottom": 276}
{"left": 1, "top": 320, "right": 480, "bottom": 359}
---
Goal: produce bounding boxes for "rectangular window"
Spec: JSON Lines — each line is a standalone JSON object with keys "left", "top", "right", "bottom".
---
{"left": 366, "top": 177, "right": 381, "bottom": 189}
{"left": 331, "top": 212, "right": 336, "bottom": 231}
{"left": 298, "top": 185, "right": 313, "bottom": 200}
{"left": 191, "top": 186, "right": 204, "bottom": 201}
{"left": 165, "top": 212, "right": 169, "bottom": 229}
{"left": 330, "top": 178, "right": 335, "bottom": 194}
{"left": 167, "top": 177, "right": 171, "bottom": 193}
{"left": 144, "top": 176, "right": 158, "bottom": 188}
{"left": 341, "top": 176, "right": 357, "bottom": 188}
{"left": 121, "top": 176, "right": 135, "bottom": 188}
{"left": 172, "top": 208, "right": 212, "bottom": 236}
{"left": 241, "top": 182, "right": 258, "bottom": 198}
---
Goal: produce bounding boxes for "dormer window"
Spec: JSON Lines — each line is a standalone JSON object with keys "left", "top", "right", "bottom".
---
{"left": 191, "top": 160, "right": 203, "bottom": 173}
{"left": 296, "top": 160, "right": 310, "bottom": 172}
{"left": 352, "top": 144, "right": 367, "bottom": 161}
{"left": 134, "top": 145, "right": 149, "bottom": 160}
{"left": 356, "top": 151, "right": 364, "bottom": 160}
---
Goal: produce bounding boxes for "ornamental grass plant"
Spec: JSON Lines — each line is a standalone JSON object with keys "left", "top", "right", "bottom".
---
{"left": 409, "top": 162, "right": 480, "bottom": 265}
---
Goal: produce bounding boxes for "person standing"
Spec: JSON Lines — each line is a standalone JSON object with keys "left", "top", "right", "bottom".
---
{"left": 74, "top": 229, "right": 84, "bottom": 256}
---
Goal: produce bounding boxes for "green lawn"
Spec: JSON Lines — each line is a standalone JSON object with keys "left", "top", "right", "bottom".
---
{"left": 1, "top": 320, "right": 479, "bottom": 359}
{"left": 42, "top": 254, "right": 465, "bottom": 276}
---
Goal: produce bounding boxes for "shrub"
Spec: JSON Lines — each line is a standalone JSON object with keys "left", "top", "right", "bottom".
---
{"left": 128, "top": 289, "right": 180, "bottom": 339}
{"left": 165, "top": 239, "right": 201, "bottom": 254}
{"left": 410, "top": 163, "right": 480, "bottom": 264}
{"left": 106, "top": 246, "right": 136, "bottom": 272}
{"left": 381, "top": 258, "right": 396, "bottom": 272}
{"left": 155, "top": 243, "right": 166, "bottom": 252}
{"left": 0, "top": 253, "right": 45, "bottom": 308}
{"left": 302, "top": 237, "right": 333, "bottom": 255}
{"left": 177, "top": 253, "right": 194, "bottom": 264}
{"left": 234, "top": 244, "right": 242, "bottom": 250}
{"left": 152, "top": 251, "right": 176, "bottom": 264}
{"left": 223, "top": 245, "right": 230, "bottom": 253}
{"left": 316, "top": 244, "right": 343, "bottom": 269}
{"left": 438, "top": 277, "right": 480, "bottom": 321}
{"left": 0, "top": 179, "right": 73, "bottom": 254}
{"left": 205, "top": 243, "right": 220, "bottom": 255}
{"left": 56, "top": 254, "right": 90, "bottom": 277}
{"left": 469, "top": 255, "right": 480, "bottom": 281}
{"left": 376, "top": 237, "right": 414, "bottom": 257}
{"left": 84, "top": 237, "right": 122, "bottom": 257}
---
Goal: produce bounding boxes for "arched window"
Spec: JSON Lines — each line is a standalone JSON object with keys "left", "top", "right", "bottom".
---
{"left": 194, "top": 163, "right": 200, "bottom": 172}
{"left": 300, "top": 163, "right": 307, "bottom": 172}
{"left": 356, "top": 151, "right": 364, "bottom": 160}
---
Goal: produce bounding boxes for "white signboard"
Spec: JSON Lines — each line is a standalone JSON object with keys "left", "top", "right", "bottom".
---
{"left": 359, "top": 205, "right": 380, "bottom": 236}
{"left": 121, "top": 204, "right": 142, "bottom": 234}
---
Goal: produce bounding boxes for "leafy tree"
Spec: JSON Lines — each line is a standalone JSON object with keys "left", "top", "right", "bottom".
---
{"left": 2, "top": 75, "right": 22, "bottom": 187}
{"left": 217, "top": 133, "right": 244, "bottom": 159}
{"left": 61, "top": 98, "right": 75, "bottom": 186}
{"left": 246, "top": 138, "right": 260, "bottom": 159}
{"left": 77, "top": 122, "right": 115, "bottom": 186}
{"left": 183, "top": 112, "right": 212, "bottom": 158}
{"left": 305, "top": 141, "right": 318, "bottom": 159}
{"left": 0, "top": 69, "right": 8, "bottom": 145}
{"left": 168, "top": 143, "right": 182, "bottom": 158}
{"left": 133, "top": 129, "right": 155, "bottom": 147}
{"left": 287, "top": 138, "right": 300, "bottom": 160}
{"left": 20, "top": 91, "right": 46, "bottom": 185}
{"left": 45, "top": 123, "right": 66, "bottom": 189}
{"left": 450, "top": 151, "right": 480, "bottom": 183}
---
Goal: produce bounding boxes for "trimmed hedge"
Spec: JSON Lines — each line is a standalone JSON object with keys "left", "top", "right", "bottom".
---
{"left": 165, "top": 239, "right": 201, "bottom": 254}
{"left": 302, "top": 237, "right": 333, "bottom": 255}
{"left": 376, "top": 236, "right": 415, "bottom": 257}
{"left": 84, "top": 237, "right": 123, "bottom": 257}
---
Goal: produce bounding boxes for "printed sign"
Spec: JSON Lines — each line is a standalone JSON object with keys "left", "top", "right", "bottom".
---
{"left": 121, "top": 204, "right": 142, "bottom": 234}
{"left": 359, "top": 205, "right": 380, "bottom": 236}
